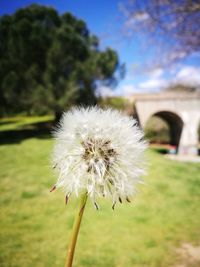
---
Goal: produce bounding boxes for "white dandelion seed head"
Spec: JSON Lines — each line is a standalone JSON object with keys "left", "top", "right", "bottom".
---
{"left": 52, "top": 106, "right": 147, "bottom": 208}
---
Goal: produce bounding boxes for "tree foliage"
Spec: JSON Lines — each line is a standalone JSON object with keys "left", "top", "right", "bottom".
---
{"left": 0, "top": 4, "right": 121, "bottom": 116}
{"left": 120, "top": 0, "right": 200, "bottom": 67}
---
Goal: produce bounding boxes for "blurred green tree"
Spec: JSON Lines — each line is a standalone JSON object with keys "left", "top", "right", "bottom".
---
{"left": 0, "top": 4, "right": 121, "bottom": 116}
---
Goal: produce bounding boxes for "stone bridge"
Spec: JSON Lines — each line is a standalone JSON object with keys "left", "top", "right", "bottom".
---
{"left": 128, "top": 92, "right": 200, "bottom": 155}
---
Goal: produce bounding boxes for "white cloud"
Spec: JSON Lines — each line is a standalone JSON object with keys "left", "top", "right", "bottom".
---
{"left": 97, "top": 65, "right": 200, "bottom": 97}
{"left": 139, "top": 78, "right": 167, "bottom": 91}
{"left": 124, "top": 12, "right": 149, "bottom": 28}
{"left": 174, "top": 66, "right": 200, "bottom": 87}
{"left": 134, "top": 12, "right": 150, "bottom": 22}
{"left": 119, "top": 84, "right": 138, "bottom": 95}
{"left": 96, "top": 86, "right": 116, "bottom": 97}
{"left": 147, "top": 67, "right": 164, "bottom": 78}
{"left": 97, "top": 84, "right": 138, "bottom": 97}
{"left": 118, "top": 2, "right": 149, "bottom": 23}
{"left": 137, "top": 65, "right": 200, "bottom": 92}
{"left": 167, "top": 51, "right": 187, "bottom": 63}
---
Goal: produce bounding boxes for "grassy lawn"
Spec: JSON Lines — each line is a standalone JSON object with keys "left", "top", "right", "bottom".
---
{"left": 0, "top": 117, "right": 200, "bottom": 267}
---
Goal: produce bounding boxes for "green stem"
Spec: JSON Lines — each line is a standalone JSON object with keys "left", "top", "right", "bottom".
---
{"left": 65, "top": 193, "right": 88, "bottom": 267}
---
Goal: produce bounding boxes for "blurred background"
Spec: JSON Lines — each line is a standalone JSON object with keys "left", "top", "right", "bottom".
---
{"left": 0, "top": 1, "right": 200, "bottom": 267}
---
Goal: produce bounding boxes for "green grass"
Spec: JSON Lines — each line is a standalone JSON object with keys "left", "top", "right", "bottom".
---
{"left": 0, "top": 117, "right": 200, "bottom": 267}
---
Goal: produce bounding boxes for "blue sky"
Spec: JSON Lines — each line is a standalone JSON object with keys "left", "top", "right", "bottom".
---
{"left": 1, "top": 0, "right": 200, "bottom": 96}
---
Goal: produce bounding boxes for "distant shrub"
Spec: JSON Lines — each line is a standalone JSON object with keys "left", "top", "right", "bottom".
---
{"left": 144, "top": 116, "right": 170, "bottom": 144}
{"left": 98, "top": 97, "right": 126, "bottom": 110}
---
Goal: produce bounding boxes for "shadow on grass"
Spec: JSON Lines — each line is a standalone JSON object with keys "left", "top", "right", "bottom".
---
{"left": 0, "top": 120, "right": 55, "bottom": 145}
{"left": 151, "top": 147, "right": 169, "bottom": 154}
{"left": 0, "top": 119, "right": 20, "bottom": 126}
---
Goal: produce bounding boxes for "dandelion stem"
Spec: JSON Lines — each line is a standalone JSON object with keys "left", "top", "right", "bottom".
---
{"left": 65, "top": 192, "right": 88, "bottom": 267}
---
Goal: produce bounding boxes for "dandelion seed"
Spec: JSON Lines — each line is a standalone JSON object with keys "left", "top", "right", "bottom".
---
{"left": 119, "top": 197, "right": 122, "bottom": 204}
{"left": 50, "top": 185, "right": 56, "bottom": 192}
{"left": 51, "top": 106, "right": 147, "bottom": 209}
{"left": 112, "top": 201, "right": 116, "bottom": 210}
{"left": 126, "top": 196, "right": 131, "bottom": 203}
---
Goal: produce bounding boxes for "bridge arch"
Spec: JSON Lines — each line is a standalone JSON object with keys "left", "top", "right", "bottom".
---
{"left": 145, "top": 111, "right": 184, "bottom": 150}
{"left": 133, "top": 92, "right": 200, "bottom": 155}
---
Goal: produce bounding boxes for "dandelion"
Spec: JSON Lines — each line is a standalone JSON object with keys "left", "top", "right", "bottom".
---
{"left": 51, "top": 106, "right": 147, "bottom": 267}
